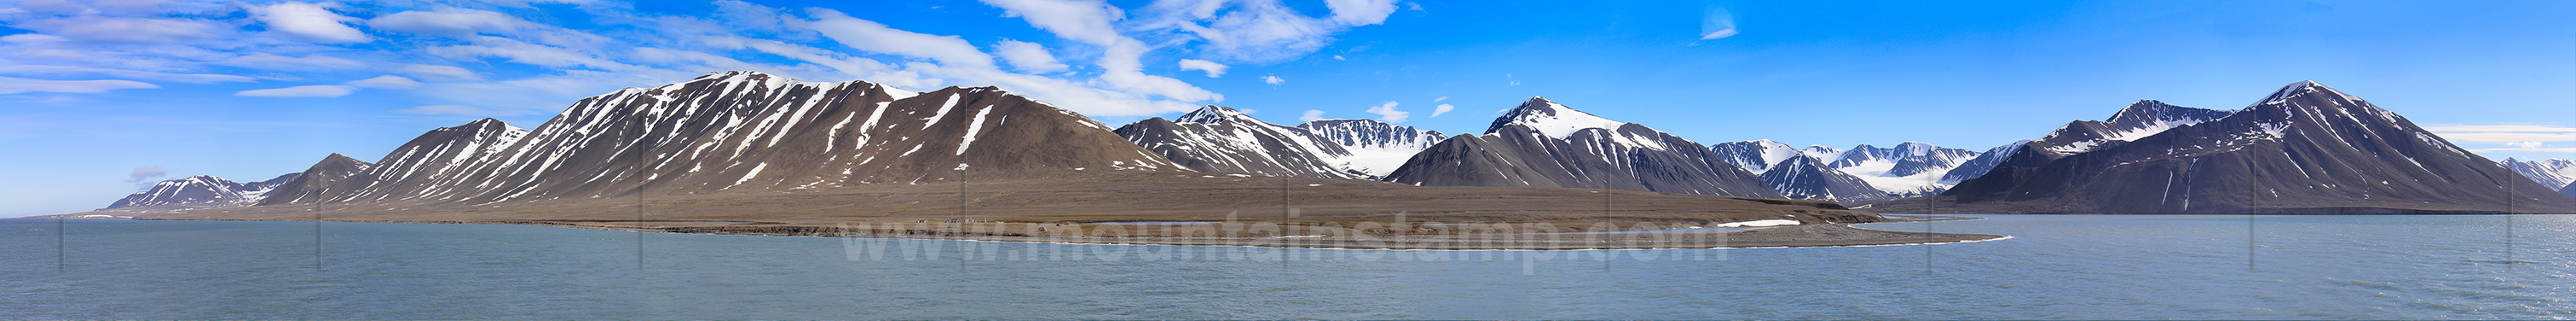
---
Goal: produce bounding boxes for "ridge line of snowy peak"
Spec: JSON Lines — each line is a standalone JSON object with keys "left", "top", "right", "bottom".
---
{"left": 1118, "top": 104, "right": 1447, "bottom": 179}
{"left": 1709, "top": 139, "right": 1988, "bottom": 203}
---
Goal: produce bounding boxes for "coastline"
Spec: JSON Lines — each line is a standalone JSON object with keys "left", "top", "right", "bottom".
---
{"left": 88, "top": 217, "right": 2008, "bottom": 249}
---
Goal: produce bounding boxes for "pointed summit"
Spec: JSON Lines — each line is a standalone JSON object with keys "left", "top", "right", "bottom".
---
{"left": 1174, "top": 105, "right": 1258, "bottom": 124}
{"left": 2254, "top": 80, "right": 2356, "bottom": 106}
{"left": 1387, "top": 96, "right": 1781, "bottom": 198}
{"left": 1486, "top": 96, "right": 1626, "bottom": 137}
{"left": 1931, "top": 81, "right": 2576, "bottom": 214}
{"left": 1759, "top": 155, "right": 1892, "bottom": 204}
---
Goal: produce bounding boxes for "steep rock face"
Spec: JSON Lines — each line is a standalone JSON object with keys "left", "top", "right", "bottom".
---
{"left": 257, "top": 154, "right": 374, "bottom": 205}
{"left": 1711, "top": 140, "right": 1802, "bottom": 173}
{"left": 1943, "top": 81, "right": 2576, "bottom": 213}
{"left": 1938, "top": 140, "right": 2029, "bottom": 184}
{"left": 103, "top": 173, "right": 298, "bottom": 209}
{"left": 2027, "top": 100, "right": 2237, "bottom": 158}
{"left": 1758, "top": 155, "right": 1892, "bottom": 203}
{"left": 1296, "top": 119, "right": 1446, "bottom": 177}
{"left": 2502, "top": 158, "right": 2576, "bottom": 190}
{"left": 1823, "top": 143, "right": 1978, "bottom": 197}
{"left": 273, "top": 71, "right": 1182, "bottom": 206}
{"left": 1382, "top": 97, "right": 1782, "bottom": 198}
{"left": 1114, "top": 106, "right": 1363, "bottom": 179}
{"left": 1801, "top": 145, "right": 1842, "bottom": 160}
{"left": 1947, "top": 101, "right": 2235, "bottom": 201}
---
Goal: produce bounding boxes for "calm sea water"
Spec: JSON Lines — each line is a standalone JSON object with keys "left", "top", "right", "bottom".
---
{"left": 5, "top": 215, "right": 2571, "bottom": 319}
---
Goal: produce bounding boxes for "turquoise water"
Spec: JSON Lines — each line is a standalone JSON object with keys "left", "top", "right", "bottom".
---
{"left": 5, "top": 215, "right": 2571, "bottom": 319}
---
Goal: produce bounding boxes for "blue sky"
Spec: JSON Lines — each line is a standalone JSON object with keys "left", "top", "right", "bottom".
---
{"left": 3, "top": 0, "right": 2573, "bottom": 217}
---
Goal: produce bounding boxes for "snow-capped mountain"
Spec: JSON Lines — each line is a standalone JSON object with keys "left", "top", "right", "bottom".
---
{"left": 2028, "top": 100, "right": 2236, "bottom": 158}
{"left": 1713, "top": 140, "right": 1980, "bottom": 201}
{"left": 1710, "top": 140, "right": 1802, "bottom": 173}
{"left": 1382, "top": 97, "right": 1781, "bottom": 197}
{"left": 1944, "top": 100, "right": 2237, "bottom": 201}
{"left": 1755, "top": 154, "right": 1892, "bottom": 203}
{"left": 1801, "top": 145, "right": 1841, "bottom": 160}
{"left": 1933, "top": 81, "right": 2576, "bottom": 213}
{"left": 264, "top": 71, "right": 1183, "bottom": 206}
{"left": 1823, "top": 143, "right": 1978, "bottom": 197}
{"left": 102, "top": 173, "right": 300, "bottom": 210}
{"left": 1297, "top": 119, "right": 1447, "bottom": 178}
{"left": 2502, "top": 158, "right": 2576, "bottom": 190}
{"left": 1938, "top": 140, "right": 2028, "bottom": 184}
{"left": 259, "top": 153, "right": 373, "bottom": 205}
{"left": 1116, "top": 106, "right": 1366, "bottom": 179}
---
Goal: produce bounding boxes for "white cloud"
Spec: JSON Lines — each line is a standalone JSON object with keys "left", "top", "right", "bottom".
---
{"left": 90, "top": 0, "right": 171, "bottom": 15}
{"left": 1700, "top": 6, "right": 1737, "bottom": 40}
{"left": 252, "top": 3, "right": 372, "bottom": 44}
{"left": 979, "top": 0, "right": 1128, "bottom": 45}
{"left": 1365, "top": 101, "right": 1406, "bottom": 123}
{"left": 400, "top": 64, "right": 485, "bottom": 81}
{"left": 348, "top": 75, "right": 424, "bottom": 89}
{"left": 2428, "top": 125, "right": 2576, "bottom": 143}
{"left": 979, "top": 0, "right": 1221, "bottom": 103}
{"left": 12, "top": 16, "right": 222, "bottom": 44}
{"left": 235, "top": 85, "right": 358, "bottom": 97}
{"left": 1325, "top": 0, "right": 1399, "bottom": 26}
{"left": 396, "top": 104, "right": 539, "bottom": 116}
{"left": 1300, "top": 109, "right": 1326, "bottom": 122}
{"left": 2507, "top": 141, "right": 2546, "bottom": 149}
{"left": 1137, "top": 0, "right": 1397, "bottom": 63}
{"left": 992, "top": 39, "right": 1069, "bottom": 73}
{"left": 1262, "top": 74, "right": 1284, "bottom": 85}
{"left": 1433, "top": 96, "right": 1447, "bottom": 102}
{"left": 0, "top": 34, "right": 69, "bottom": 44}
{"left": 0, "top": 65, "right": 253, "bottom": 84}
{"left": 427, "top": 38, "right": 641, "bottom": 71}
{"left": 1177, "top": 59, "right": 1227, "bottom": 77}
{"left": 1432, "top": 103, "right": 1453, "bottom": 117}
{"left": 126, "top": 166, "right": 169, "bottom": 183}
{"left": 216, "top": 54, "right": 367, "bottom": 70}
{"left": 369, "top": 7, "right": 530, "bottom": 37}
{"left": 795, "top": 9, "right": 996, "bottom": 68}
{"left": 0, "top": 76, "right": 159, "bottom": 94}
{"left": 2424, "top": 125, "right": 2576, "bottom": 133}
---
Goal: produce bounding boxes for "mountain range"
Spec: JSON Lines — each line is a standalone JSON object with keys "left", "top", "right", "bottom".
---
{"left": 80, "top": 74, "right": 2574, "bottom": 216}
{"left": 1379, "top": 97, "right": 1782, "bottom": 198}
{"left": 1113, "top": 106, "right": 1443, "bottom": 180}
{"left": 1708, "top": 140, "right": 1992, "bottom": 204}
{"left": 1894, "top": 81, "right": 2576, "bottom": 213}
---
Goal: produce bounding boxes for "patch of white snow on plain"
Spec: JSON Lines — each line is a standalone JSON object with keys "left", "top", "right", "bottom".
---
{"left": 1716, "top": 219, "right": 1801, "bottom": 227}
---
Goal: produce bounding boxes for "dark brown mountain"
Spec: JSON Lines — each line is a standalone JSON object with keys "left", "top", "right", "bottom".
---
{"left": 1758, "top": 155, "right": 1892, "bottom": 203}
{"left": 1919, "top": 81, "right": 2576, "bottom": 214}
{"left": 269, "top": 71, "right": 1183, "bottom": 206}
{"left": 102, "top": 173, "right": 297, "bottom": 210}
{"left": 1114, "top": 106, "right": 1366, "bottom": 179}
{"left": 257, "top": 153, "right": 373, "bottom": 205}
{"left": 1381, "top": 97, "right": 1782, "bottom": 198}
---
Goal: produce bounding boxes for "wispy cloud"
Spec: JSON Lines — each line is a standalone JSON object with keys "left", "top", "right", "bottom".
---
{"left": 0, "top": 76, "right": 158, "bottom": 94}
{"left": 1365, "top": 101, "right": 1406, "bottom": 123}
{"left": 2430, "top": 124, "right": 2576, "bottom": 154}
{"left": 0, "top": 0, "right": 1391, "bottom": 119}
{"left": 125, "top": 166, "right": 168, "bottom": 184}
{"left": 236, "top": 85, "right": 357, "bottom": 97}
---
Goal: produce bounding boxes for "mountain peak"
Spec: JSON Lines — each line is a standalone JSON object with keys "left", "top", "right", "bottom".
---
{"left": 1174, "top": 105, "right": 1257, "bottom": 124}
{"left": 2255, "top": 80, "right": 2357, "bottom": 107}
{"left": 1487, "top": 96, "right": 1625, "bottom": 137}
